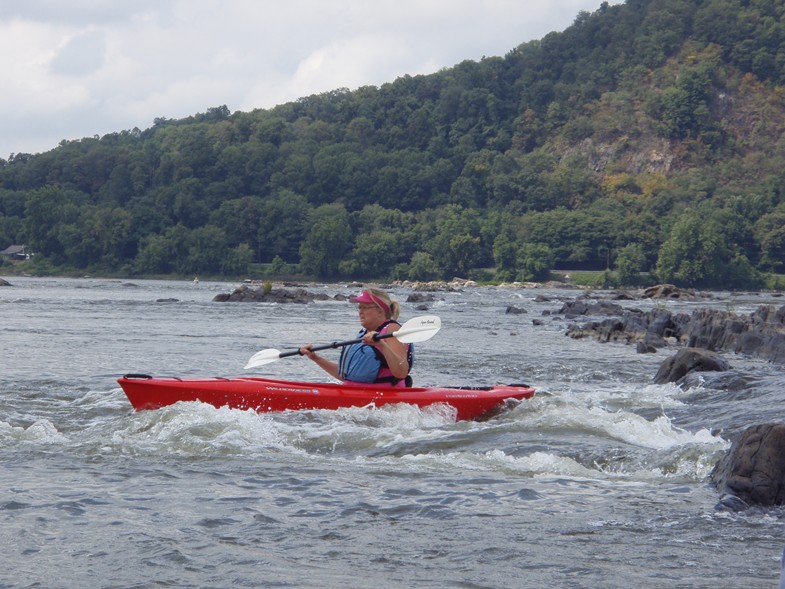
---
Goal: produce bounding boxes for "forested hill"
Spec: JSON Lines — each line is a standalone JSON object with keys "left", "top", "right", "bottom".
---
{"left": 2, "top": 0, "right": 785, "bottom": 288}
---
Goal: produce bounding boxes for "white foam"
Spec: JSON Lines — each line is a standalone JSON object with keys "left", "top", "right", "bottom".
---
{"left": 107, "top": 401, "right": 290, "bottom": 456}
{"left": 386, "top": 448, "right": 602, "bottom": 479}
{"left": 272, "top": 402, "right": 460, "bottom": 453}
{"left": 518, "top": 394, "right": 726, "bottom": 450}
{"left": 0, "top": 418, "right": 68, "bottom": 445}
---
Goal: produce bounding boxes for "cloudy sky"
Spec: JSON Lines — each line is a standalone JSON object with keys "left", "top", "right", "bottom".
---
{"left": 0, "top": 0, "right": 621, "bottom": 159}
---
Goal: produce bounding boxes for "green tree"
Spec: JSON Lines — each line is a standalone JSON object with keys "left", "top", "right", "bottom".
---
{"left": 267, "top": 255, "right": 288, "bottom": 277}
{"left": 615, "top": 243, "right": 647, "bottom": 286}
{"left": 406, "top": 251, "right": 441, "bottom": 281}
{"left": 185, "top": 225, "right": 228, "bottom": 274}
{"left": 299, "top": 203, "right": 352, "bottom": 278}
{"left": 0, "top": 214, "right": 23, "bottom": 248}
{"left": 257, "top": 190, "right": 312, "bottom": 263}
{"left": 426, "top": 205, "right": 484, "bottom": 278}
{"left": 449, "top": 234, "right": 482, "bottom": 278}
{"left": 517, "top": 243, "right": 554, "bottom": 281}
{"left": 134, "top": 233, "right": 174, "bottom": 274}
{"left": 753, "top": 210, "right": 785, "bottom": 271}
{"left": 92, "top": 207, "right": 135, "bottom": 265}
{"left": 654, "top": 207, "right": 758, "bottom": 288}
{"left": 209, "top": 196, "right": 264, "bottom": 252}
{"left": 346, "top": 230, "right": 404, "bottom": 278}
{"left": 221, "top": 243, "right": 253, "bottom": 276}
{"left": 650, "top": 64, "right": 716, "bottom": 142}
{"left": 24, "top": 186, "right": 85, "bottom": 262}
{"left": 655, "top": 211, "right": 714, "bottom": 286}
{"left": 58, "top": 221, "right": 99, "bottom": 268}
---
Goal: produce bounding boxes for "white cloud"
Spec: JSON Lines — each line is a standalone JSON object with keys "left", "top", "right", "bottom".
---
{"left": 0, "top": 0, "right": 621, "bottom": 158}
{"left": 244, "top": 33, "right": 435, "bottom": 110}
{"left": 50, "top": 28, "right": 107, "bottom": 76}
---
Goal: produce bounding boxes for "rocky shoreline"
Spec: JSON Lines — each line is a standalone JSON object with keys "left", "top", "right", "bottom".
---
{"left": 549, "top": 285, "right": 785, "bottom": 510}
{"left": 210, "top": 277, "right": 494, "bottom": 302}
{"left": 560, "top": 289, "right": 785, "bottom": 366}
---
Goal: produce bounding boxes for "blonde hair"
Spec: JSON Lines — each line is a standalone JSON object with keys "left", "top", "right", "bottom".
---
{"left": 366, "top": 287, "right": 400, "bottom": 320}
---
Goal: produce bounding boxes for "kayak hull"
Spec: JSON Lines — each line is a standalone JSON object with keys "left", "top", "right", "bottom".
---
{"left": 117, "top": 374, "right": 535, "bottom": 421}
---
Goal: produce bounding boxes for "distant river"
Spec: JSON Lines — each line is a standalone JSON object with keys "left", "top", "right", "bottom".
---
{"left": 1, "top": 277, "right": 784, "bottom": 588}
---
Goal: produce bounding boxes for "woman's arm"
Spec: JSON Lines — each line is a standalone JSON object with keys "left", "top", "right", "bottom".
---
{"left": 299, "top": 344, "right": 340, "bottom": 379}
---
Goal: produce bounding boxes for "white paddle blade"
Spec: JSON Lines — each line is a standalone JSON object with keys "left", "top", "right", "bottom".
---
{"left": 395, "top": 315, "right": 441, "bottom": 343}
{"left": 244, "top": 348, "right": 282, "bottom": 369}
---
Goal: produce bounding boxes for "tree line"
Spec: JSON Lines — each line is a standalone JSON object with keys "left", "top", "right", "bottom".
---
{"left": 2, "top": 0, "right": 785, "bottom": 288}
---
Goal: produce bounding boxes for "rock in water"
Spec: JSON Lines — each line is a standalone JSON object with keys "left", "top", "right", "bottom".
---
{"left": 710, "top": 423, "right": 785, "bottom": 510}
{"left": 653, "top": 348, "right": 730, "bottom": 384}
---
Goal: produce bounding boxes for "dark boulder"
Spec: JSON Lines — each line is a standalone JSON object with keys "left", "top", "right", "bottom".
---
{"left": 561, "top": 296, "right": 785, "bottom": 366}
{"left": 764, "top": 333, "right": 785, "bottom": 364}
{"left": 711, "top": 423, "right": 785, "bottom": 510}
{"left": 642, "top": 330, "right": 668, "bottom": 349}
{"left": 505, "top": 305, "right": 528, "bottom": 314}
{"left": 0, "top": 278, "right": 11, "bottom": 286}
{"left": 642, "top": 284, "right": 684, "bottom": 299}
{"left": 407, "top": 293, "right": 436, "bottom": 303}
{"left": 653, "top": 348, "right": 730, "bottom": 384}
{"left": 559, "top": 299, "right": 624, "bottom": 318}
{"left": 682, "top": 306, "right": 785, "bottom": 363}
{"left": 636, "top": 341, "right": 658, "bottom": 354}
{"left": 640, "top": 283, "right": 710, "bottom": 301}
{"left": 565, "top": 307, "right": 687, "bottom": 346}
{"left": 213, "top": 285, "right": 331, "bottom": 303}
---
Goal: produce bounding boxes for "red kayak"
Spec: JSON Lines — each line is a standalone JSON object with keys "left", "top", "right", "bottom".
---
{"left": 117, "top": 374, "right": 535, "bottom": 421}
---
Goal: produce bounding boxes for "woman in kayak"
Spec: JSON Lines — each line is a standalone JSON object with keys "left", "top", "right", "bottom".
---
{"left": 299, "top": 287, "right": 413, "bottom": 387}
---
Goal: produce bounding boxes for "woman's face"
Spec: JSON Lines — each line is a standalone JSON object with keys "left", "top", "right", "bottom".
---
{"left": 357, "top": 303, "right": 385, "bottom": 330}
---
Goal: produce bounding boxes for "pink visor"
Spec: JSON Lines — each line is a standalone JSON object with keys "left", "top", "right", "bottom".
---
{"left": 349, "top": 290, "right": 390, "bottom": 315}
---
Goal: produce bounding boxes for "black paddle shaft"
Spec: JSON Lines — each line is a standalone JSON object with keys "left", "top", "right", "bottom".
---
{"left": 278, "top": 331, "right": 395, "bottom": 359}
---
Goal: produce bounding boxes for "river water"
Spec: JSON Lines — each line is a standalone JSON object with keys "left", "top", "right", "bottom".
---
{"left": 1, "top": 276, "right": 784, "bottom": 588}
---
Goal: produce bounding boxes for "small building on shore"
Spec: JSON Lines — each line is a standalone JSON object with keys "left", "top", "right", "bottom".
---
{"left": 0, "top": 245, "right": 31, "bottom": 261}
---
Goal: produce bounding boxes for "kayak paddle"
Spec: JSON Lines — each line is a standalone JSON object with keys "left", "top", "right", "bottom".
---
{"left": 244, "top": 314, "right": 441, "bottom": 369}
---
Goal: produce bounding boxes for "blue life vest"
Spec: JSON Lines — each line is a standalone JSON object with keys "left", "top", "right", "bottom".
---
{"left": 338, "top": 321, "right": 414, "bottom": 385}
